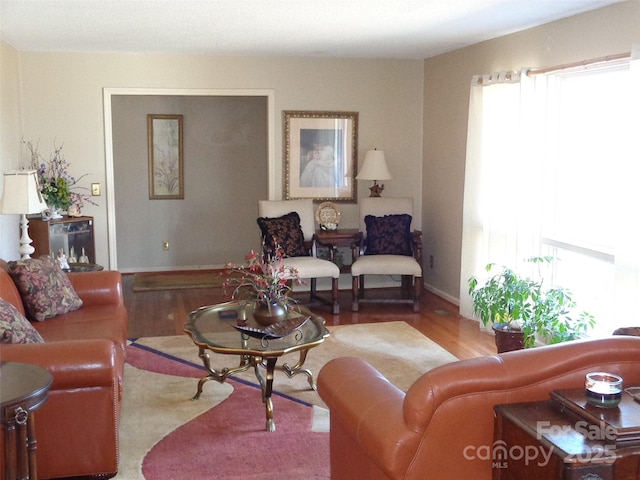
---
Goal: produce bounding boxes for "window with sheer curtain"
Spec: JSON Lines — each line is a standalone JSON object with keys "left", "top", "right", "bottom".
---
{"left": 459, "top": 49, "right": 640, "bottom": 336}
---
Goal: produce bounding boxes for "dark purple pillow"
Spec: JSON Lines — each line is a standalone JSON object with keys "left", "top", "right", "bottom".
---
{"left": 256, "top": 212, "right": 309, "bottom": 257}
{"left": 364, "top": 214, "right": 413, "bottom": 256}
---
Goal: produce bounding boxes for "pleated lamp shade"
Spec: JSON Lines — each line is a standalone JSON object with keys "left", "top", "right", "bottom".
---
{"left": 0, "top": 170, "right": 48, "bottom": 215}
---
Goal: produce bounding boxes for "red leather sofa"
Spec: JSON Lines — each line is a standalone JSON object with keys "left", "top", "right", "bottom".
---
{"left": 317, "top": 336, "right": 640, "bottom": 480}
{"left": 0, "top": 261, "right": 128, "bottom": 479}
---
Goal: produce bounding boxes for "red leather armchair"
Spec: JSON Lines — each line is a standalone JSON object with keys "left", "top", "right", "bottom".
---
{"left": 318, "top": 336, "right": 640, "bottom": 480}
{"left": 0, "top": 263, "right": 128, "bottom": 479}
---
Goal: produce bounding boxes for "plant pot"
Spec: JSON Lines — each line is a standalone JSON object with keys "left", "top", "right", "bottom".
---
{"left": 492, "top": 323, "right": 525, "bottom": 353}
{"left": 253, "top": 301, "right": 287, "bottom": 326}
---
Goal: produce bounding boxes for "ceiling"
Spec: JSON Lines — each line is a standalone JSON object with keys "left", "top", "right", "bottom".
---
{"left": 0, "top": 0, "right": 624, "bottom": 59}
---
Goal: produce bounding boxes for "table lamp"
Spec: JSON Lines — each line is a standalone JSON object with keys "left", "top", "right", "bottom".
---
{"left": 0, "top": 170, "right": 48, "bottom": 259}
{"left": 356, "top": 149, "right": 392, "bottom": 197}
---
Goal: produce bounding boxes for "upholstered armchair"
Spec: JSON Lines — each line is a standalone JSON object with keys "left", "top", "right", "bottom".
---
{"left": 257, "top": 199, "right": 340, "bottom": 314}
{"left": 351, "top": 197, "right": 423, "bottom": 312}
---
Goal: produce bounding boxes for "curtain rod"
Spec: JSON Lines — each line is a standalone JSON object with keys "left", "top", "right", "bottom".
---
{"left": 527, "top": 52, "right": 631, "bottom": 76}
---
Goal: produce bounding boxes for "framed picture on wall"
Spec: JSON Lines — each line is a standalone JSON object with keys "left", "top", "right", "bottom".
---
{"left": 283, "top": 110, "right": 358, "bottom": 202}
{"left": 148, "top": 114, "right": 184, "bottom": 199}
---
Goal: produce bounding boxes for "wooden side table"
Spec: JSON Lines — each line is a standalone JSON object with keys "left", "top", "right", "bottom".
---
{"left": 493, "top": 400, "right": 640, "bottom": 480}
{"left": 314, "top": 228, "right": 360, "bottom": 273}
{"left": 1, "top": 362, "right": 53, "bottom": 480}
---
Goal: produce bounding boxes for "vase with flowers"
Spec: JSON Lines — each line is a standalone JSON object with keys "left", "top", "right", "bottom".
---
{"left": 23, "top": 139, "right": 97, "bottom": 218}
{"left": 223, "top": 240, "right": 303, "bottom": 326}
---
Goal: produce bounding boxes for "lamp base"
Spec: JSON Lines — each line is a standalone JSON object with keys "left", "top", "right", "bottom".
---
{"left": 18, "top": 214, "right": 35, "bottom": 260}
{"left": 368, "top": 182, "right": 385, "bottom": 197}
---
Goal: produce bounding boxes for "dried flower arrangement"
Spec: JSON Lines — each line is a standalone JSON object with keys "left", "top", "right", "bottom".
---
{"left": 23, "top": 139, "right": 97, "bottom": 213}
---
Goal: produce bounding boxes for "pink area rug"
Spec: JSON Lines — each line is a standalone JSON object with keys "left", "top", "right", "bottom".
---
{"left": 124, "top": 341, "right": 329, "bottom": 479}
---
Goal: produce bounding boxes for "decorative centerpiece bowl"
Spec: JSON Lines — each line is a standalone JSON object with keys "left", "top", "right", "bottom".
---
{"left": 253, "top": 301, "right": 287, "bottom": 326}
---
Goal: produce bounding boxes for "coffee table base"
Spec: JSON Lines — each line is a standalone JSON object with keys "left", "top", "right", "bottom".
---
{"left": 191, "top": 346, "right": 316, "bottom": 432}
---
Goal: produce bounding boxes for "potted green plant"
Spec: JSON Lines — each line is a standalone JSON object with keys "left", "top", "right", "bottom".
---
{"left": 468, "top": 256, "right": 595, "bottom": 352}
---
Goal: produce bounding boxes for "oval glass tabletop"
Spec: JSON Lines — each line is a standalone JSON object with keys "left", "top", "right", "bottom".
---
{"left": 184, "top": 301, "right": 329, "bottom": 356}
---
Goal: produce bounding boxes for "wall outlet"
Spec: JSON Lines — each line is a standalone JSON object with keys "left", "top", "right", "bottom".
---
{"left": 163, "top": 241, "right": 170, "bottom": 250}
{"left": 429, "top": 255, "right": 434, "bottom": 268}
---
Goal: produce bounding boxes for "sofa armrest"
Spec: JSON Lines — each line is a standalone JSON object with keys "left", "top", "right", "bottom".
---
{"left": 68, "top": 270, "right": 124, "bottom": 307}
{"left": 0, "top": 339, "right": 121, "bottom": 391}
{"left": 317, "top": 357, "right": 421, "bottom": 479}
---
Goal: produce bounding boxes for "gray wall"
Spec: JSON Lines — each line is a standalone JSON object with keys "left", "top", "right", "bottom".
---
{"left": 111, "top": 95, "right": 267, "bottom": 270}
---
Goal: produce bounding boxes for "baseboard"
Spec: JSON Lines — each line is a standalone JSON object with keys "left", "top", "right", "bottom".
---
{"left": 423, "top": 283, "right": 460, "bottom": 306}
{"left": 119, "top": 264, "right": 225, "bottom": 274}
{"left": 120, "top": 267, "right": 462, "bottom": 308}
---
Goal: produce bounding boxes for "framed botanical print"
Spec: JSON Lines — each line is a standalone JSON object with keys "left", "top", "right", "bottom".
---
{"left": 283, "top": 110, "right": 358, "bottom": 202}
{"left": 148, "top": 114, "right": 184, "bottom": 199}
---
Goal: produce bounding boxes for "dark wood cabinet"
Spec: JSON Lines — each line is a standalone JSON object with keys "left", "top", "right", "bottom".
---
{"left": 494, "top": 400, "right": 640, "bottom": 480}
{"left": 29, "top": 216, "right": 95, "bottom": 264}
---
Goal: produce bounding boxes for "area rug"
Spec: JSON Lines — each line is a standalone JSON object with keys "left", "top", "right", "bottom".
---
{"left": 132, "top": 321, "right": 459, "bottom": 407}
{"left": 116, "top": 321, "right": 458, "bottom": 479}
{"left": 118, "top": 343, "right": 330, "bottom": 479}
{"left": 132, "top": 270, "right": 227, "bottom": 291}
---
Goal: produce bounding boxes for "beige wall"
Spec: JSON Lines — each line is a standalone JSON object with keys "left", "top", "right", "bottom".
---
{"left": 422, "top": 1, "right": 640, "bottom": 303}
{"left": 9, "top": 53, "right": 423, "bottom": 267}
{"left": 2, "top": 1, "right": 637, "bottom": 290}
{"left": 0, "top": 41, "right": 23, "bottom": 260}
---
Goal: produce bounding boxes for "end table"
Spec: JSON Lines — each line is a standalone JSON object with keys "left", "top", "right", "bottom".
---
{"left": 314, "top": 228, "right": 360, "bottom": 273}
{"left": 1, "top": 362, "right": 53, "bottom": 480}
{"left": 493, "top": 399, "right": 640, "bottom": 480}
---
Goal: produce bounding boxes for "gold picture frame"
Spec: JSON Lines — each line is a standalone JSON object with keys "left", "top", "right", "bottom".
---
{"left": 283, "top": 110, "right": 358, "bottom": 202}
{"left": 148, "top": 114, "right": 184, "bottom": 199}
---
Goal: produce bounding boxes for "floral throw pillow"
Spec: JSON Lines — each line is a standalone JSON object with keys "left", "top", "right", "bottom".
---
{"left": 364, "top": 214, "right": 413, "bottom": 256}
{"left": 8, "top": 256, "right": 83, "bottom": 321}
{"left": 256, "top": 212, "right": 309, "bottom": 257}
{"left": 0, "top": 298, "right": 45, "bottom": 344}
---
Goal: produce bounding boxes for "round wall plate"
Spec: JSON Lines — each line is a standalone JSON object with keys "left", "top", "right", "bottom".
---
{"left": 315, "top": 202, "right": 341, "bottom": 230}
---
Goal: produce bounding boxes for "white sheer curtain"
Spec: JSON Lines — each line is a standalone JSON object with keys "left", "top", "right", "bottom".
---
{"left": 459, "top": 70, "right": 542, "bottom": 320}
{"left": 460, "top": 47, "right": 640, "bottom": 333}
{"left": 612, "top": 45, "right": 640, "bottom": 330}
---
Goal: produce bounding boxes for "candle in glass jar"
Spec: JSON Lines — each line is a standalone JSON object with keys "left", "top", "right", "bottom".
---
{"left": 585, "top": 372, "right": 623, "bottom": 408}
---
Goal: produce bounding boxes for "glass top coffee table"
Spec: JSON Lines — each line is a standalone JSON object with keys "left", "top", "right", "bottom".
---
{"left": 183, "top": 301, "right": 329, "bottom": 431}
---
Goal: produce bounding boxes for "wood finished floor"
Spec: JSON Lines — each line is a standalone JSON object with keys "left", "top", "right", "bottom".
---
{"left": 122, "top": 273, "right": 497, "bottom": 360}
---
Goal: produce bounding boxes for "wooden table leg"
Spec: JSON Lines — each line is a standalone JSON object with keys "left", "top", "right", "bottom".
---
{"left": 4, "top": 421, "right": 17, "bottom": 480}
{"left": 27, "top": 412, "right": 39, "bottom": 480}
